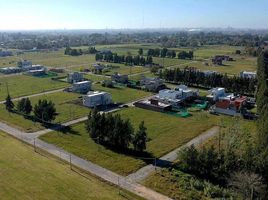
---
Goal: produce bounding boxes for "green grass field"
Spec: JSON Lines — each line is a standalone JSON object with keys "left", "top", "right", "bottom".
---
{"left": 0, "top": 91, "right": 90, "bottom": 132}
{"left": 0, "top": 75, "right": 69, "bottom": 101}
{"left": 93, "top": 83, "right": 152, "bottom": 103}
{"left": 0, "top": 131, "right": 142, "bottom": 200}
{"left": 40, "top": 107, "right": 222, "bottom": 175}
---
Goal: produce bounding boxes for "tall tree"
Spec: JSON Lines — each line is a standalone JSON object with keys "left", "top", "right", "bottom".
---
{"left": 34, "top": 99, "right": 57, "bottom": 122}
{"left": 138, "top": 48, "right": 143, "bottom": 56}
{"left": 5, "top": 94, "right": 14, "bottom": 112}
{"left": 133, "top": 121, "right": 147, "bottom": 152}
{"left": 17, "top": 98, "right": 32, "bottom": 115}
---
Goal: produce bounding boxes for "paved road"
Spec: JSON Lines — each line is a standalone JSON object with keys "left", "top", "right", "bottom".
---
{"left": 126, "top": 126, "right": 220, "bottom": 183}
{"left": 0, "top": 88, "right": 65, "bottom": 104}
{"left": 0, "top": 120, "right": 171, "bottom": 200}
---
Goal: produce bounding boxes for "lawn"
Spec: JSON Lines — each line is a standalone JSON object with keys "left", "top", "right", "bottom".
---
{"left": 0, "top": 91, "right": 90, "bottom": 132}
{"left": 40, "top": 107, "right": 222, "bottom": 175}
{"left": 0, "top": 74, "right": 69, "bottom": 101}
{"left": 0, "top": 131, "right": 142, "bottom": 200}
{"left": 93, "top": 83, "right": 152, "bottom": 103}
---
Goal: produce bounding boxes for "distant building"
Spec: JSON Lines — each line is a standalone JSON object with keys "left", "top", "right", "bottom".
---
{"left": 111, "top": 72, "right": 128, "bottom": 84}
{"left": 212, "top": 55, "right": 234, "bottom": 65}
{"left": 203, "top": 70, "right": 218, "bottom": 77}
{"left": 83, "top": 91, "right": 112, "bottom": 108}
{"left": 140, "top": 76, "right": 166, "bottom": 92}
{"left": 99, "top": 50, "right": 112, "bottom": 55}
{"left": 17, "top": 60, "right": 32, "bottom": 69}
{"left": 0, "top": 50, "right": 13, "bottom": 57}
{"left": 92, "top": 63, "right": 105, "bottom": 74}
{"left": 240, "top": 71, "right": 257, "bottom": 79}
{"left": 27, "top": 68, "right": 46, "bottom": 76}
{"left": 134, "top": 98, "right": 172, "bottom": 113}
{"left": 207, "top": 87, "right": 226, "bottom": 101}
{"left": 72, "top": 81, "right": 91, "bottom": 93}
{"left": 67, "top": 72, "right": 84, "bottom": 83}
{"left": 0, "top": 67, "right": 22, "bottom": 74}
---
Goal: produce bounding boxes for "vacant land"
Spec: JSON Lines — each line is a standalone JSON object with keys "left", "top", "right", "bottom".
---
{"left": 0, "top": 131, "right": 141, "bottom": 200}
{"left": 0, "top": 75, "right": 69, "bottom": 101}
{"left": 0, "top": 91, "right": 90, "bottom": 132}
{"left": 93, "top": 84, "right": 152, "bottom": 103}
{"left": 41, "top": 107, "right": 222, "bottom": 175}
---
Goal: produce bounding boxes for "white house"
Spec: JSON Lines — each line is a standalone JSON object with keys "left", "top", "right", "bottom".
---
{"left": 175, "top": 85, "right": 197, "bottom": 99}
{"left": 140, "top": 76, "right": 166, "bottom": 92}
{"left": 207, "top": 87, "right": 226, "bottom": 101}
{"left": 67, "top": 72, "right": 84, "bottom": 83}
{"left": 83, "top": 91, "right": 112, "bottom": 108}
{"left": 240, "top": 71, "right": 256, "bottom": 79}
{"left": 72, "top": 81, "right": 91, "bottom": 93}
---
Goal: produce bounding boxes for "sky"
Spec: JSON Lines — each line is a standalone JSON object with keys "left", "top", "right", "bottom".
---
{"left": 0, "top": 0, "right": 267, "bottom": 30}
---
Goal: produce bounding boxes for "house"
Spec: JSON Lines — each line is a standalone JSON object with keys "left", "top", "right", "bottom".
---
{"left": 92, "top": 63, "right": 105, "bottom": 74}
{"left": 0, "top": 50, "right": 13, "bottom": 57}
{"left": 212, "top": 55, "right": 234, "bottom": 65}
{"left": 174, "top": 85, "right": 198, "bottom": 100}
{"left": 203, "top": 70, "right": 218, "bottom": 77}
{"left": 72, "top": 81, "right": 91, "bottom": 93}
{"left": 27, "top": 68, "right": 46, "bottom": 76}
{"left": 240, "top": 71, "right": 257, "bottom": 79}
{"left": 0, "top": 67, "right": 22, "bottom": 74}
{"left": 111, "top": 72, "right": 128, "bottom": 84}
{"left": 212, "top": 94, "right": 247, "bottom": 116}
{"left": 207, "top": 87, "right": 226, "bottom": 101}
{"left": 140, "top": 76, "right": 166, "bottom": 92}
{"left": 17, "top": 60, "right": 32, "bottom": 69}
{"left": 134, "top": 98, "right": 172, "bottom": 113}
{"left": 83, "top": 91, "right": 113, "bottom": 108}
{"left": 67, "top": 72, "right": 84, "bottom": 83}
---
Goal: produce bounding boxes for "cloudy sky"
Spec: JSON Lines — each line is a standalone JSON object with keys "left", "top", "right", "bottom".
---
{"left": 0, "top": 0, "right": 267, "bottom": 30}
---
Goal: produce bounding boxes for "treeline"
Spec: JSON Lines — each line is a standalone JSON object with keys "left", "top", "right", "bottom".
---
{"left": 85, "top": 109, "right": 147, "bottom": 152}
{"left": 64, "top": 46, "right": 97, "bottom": 56}
{"left": 159, "top": 68, "right": 257, "bottom": 95}
{"left": 147, "top": 48, "right": 193, "bottom": 60}
{"left": 95, "top": 53, "right": 154, "bottom": 66}
{"left": 5, "top": 95, "right": 57, "bottom": 123}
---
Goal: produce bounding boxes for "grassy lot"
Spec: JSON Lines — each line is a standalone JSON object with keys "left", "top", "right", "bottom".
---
{"left": 84, "top": 73, "right": 109, "bottom": 82}
{"left": 0, "top": 74, "right": 69, "bottom": 101}
{"left": 0, "top": 131, "right": 142, "bottom": 200}
{"left": 0, "top": 91, "right": 90, "bottom": 132}
{"left": 93, "top": 83, "right": 152, "bottom": 104}
{"left": 41, "top": 107, "right": 223, "bottom": 175}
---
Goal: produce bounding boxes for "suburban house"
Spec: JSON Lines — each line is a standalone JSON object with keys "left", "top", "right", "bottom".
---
{"left": 83, "top": 91, "right": 113, "bottom": 108}
{"left": 212, "top": 55, "right": 234, "bottom": 65}
{"left": 111, "top": 72, "right": 128, "bottom": 84}
{"left": 212, "top": 94, "right": 247, "bottom": 116}
{"left": 0, "top": 67, "right": 22, "bottom": 74}
{"left": 203, "top": 70, "right": 218, "bottom": 77}
{"left": 27, "top": 68, "right": 46, "bottom": 76}
{"left": 71, "top": 81, "right": 92, "bottom": 93}
{"left": 134, "top": 98, "right": 172, "bottom": 113}
{"left": 92, "top": 63, "right": 105, "bottom": 74}
{"left": 207, "top": 87, "right": 226, "bottom": 101}
{"left": 140, "top": 76, "right": 166, "bottom": 92}
{"left": 240, "top": 71, "right": 257, "bottom": 79}
{"left": 0, "top": 50, "right": 13, "bottom": 57}
{"left": 17, "top": 60, "right": 32, "bottom": 69}
{"left": 157, "top": 85, "right": 198, "bottom": 106}
{"left": 67, "top": 72, "right": 84, "bottom": 83}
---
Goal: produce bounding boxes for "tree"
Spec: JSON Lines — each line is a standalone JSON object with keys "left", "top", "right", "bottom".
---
{"left": 17, "top": 98, "right": 32, "bottom": 115}
{"left": 138, "top": 48, "right": 143, "bottom": 56}
{"left": 5, "top": 94, "right": 14, "bottom": 112}
{"left": 34, "top": 99, "right": 57, "bottom": 123}
{"left": 133, "top": 121, "right": 147, "bottom": 152}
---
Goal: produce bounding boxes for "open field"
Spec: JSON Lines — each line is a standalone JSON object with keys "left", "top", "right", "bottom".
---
{"left": 0, "top": 75, "right": 69, "bottom": 101}
{"left": 93, "top": 83, "right": 152, "bottom": 104}
{"left": 0, "top": 131, "right": 142, "bottom": 200}
{"left": 0, "top": 91, "right": 90, "bottom": 132}
{"left": 41, "top": 107, "right": 222, "bottom": 175}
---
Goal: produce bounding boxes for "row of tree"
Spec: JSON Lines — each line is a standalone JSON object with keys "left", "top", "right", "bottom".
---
{"left": 85, "top": 109, "right": 147, "bottom": 152}
{"left": 146, "top": 48, "right": 194, "bottom": 59}
{"left": 159, "top": 68, "right": 257, "bottom": 95}
{"left": 95, "top": 53, "right": 154, "bottom": 66}
{"left": 5, "top": 95, "right": 57, "bottom": 123}
{"left": 64, "top": 46, "right": 98, "bottom": 56}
